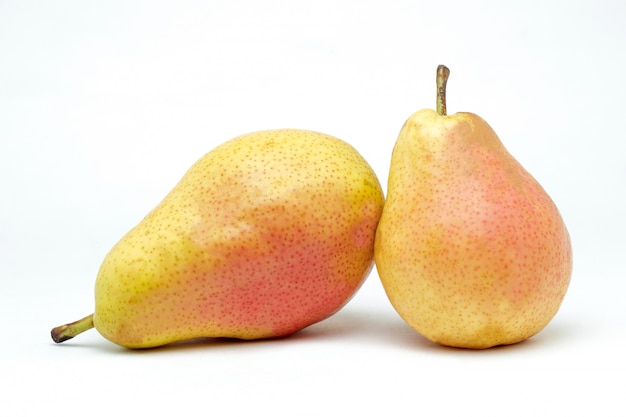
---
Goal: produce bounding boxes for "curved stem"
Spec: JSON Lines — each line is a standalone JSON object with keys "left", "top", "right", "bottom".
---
{"left": 51, "top": 314, "right": 94, "bottom": 343}
{"left": 436, "top": 64, "right": 450, "bottom": 116}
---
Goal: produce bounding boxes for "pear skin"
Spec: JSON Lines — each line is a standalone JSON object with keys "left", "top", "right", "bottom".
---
{"left": 375, "top": 66, "right": 572, "bottom": 349}
{"left": 52, "top": 129, "right": 384, "bottom": 348}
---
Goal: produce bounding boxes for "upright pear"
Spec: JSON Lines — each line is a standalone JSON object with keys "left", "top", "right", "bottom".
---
{"left": 375, "top": 66, "right": 572, "bottom": 349}
{"left": 52, "top": 129, "right": 384, "bottom": 348}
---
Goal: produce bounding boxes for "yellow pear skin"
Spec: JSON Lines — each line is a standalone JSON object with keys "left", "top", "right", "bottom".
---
{"left": 52, "top": 129, "right": 384, "bottom": 348}
{"left": 375, "top": 66, "right": 572, "bottom": 349}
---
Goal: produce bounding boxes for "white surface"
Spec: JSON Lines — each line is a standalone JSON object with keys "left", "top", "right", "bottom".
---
{"left": 1, "top": 1, "right": 625, "bottom": 415}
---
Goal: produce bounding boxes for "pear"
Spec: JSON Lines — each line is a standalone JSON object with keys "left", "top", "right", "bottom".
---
{"left": 375, "top": 65, "right": 572, "bottom": 349}
{"left": 52, "top": 129, "right": 384, "bottom": 348}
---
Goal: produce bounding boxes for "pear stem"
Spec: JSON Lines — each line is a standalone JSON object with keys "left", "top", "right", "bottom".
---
{"left": 51, "top": 314, "right": 95, "bottom": 343}
{"left": 436, "top": 64, "right": 450, "bottom": 116}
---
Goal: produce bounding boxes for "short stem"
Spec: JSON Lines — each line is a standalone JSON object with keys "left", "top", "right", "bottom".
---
{"left": 436, "top": 64, "right": 450, "bottom": 116}
{"left": 51, "top": 314, "right": 95, "bottom": 343}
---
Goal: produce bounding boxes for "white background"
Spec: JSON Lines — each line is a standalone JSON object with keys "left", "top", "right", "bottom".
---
{"left": 1, "top": 0, "right": 625, "bottom": 415}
